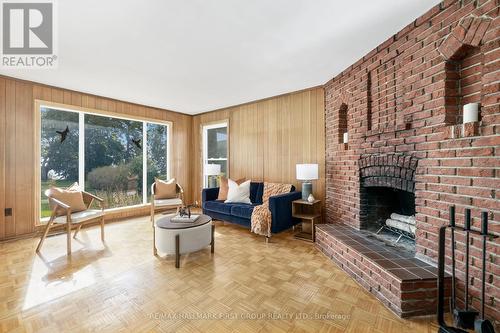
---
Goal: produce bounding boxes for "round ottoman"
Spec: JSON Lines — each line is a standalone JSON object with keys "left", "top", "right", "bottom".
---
{"left": 154, "top": 214, "right": 214, "bottom": 268}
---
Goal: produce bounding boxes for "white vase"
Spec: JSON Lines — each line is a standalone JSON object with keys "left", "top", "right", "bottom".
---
{"left": 307, "top": 194, "right": 315, "bottom": 203}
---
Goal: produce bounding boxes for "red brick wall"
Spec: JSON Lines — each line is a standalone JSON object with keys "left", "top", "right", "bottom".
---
{"left": 325, "top": 0, "right": 499, "bottom": 323}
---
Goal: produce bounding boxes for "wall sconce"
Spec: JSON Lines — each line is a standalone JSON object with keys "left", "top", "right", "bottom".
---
{"left": 343, "top": 132, "right": 349, "bottom": 144}
{"left": 463, "top": 103, "right": 479, "bottom": 124}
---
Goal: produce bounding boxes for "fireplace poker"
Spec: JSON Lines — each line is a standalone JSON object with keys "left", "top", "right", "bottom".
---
{"left": 453, "top": 208, "right": 478, "bottom": 329}
{"left": 449, "top": 206, "right": 457, "bottom": 312}
{"left": 474, "top": 211, "right": 495, "bottom": 333}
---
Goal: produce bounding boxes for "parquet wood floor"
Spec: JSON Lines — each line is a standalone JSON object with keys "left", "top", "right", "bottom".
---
{"left": 0, "top": 216, "right": 442, "bottom": 332}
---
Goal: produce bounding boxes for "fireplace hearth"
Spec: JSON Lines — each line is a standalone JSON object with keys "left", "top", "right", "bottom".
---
{"left": 316, "top": 224, "right": 450, "bottom": 318}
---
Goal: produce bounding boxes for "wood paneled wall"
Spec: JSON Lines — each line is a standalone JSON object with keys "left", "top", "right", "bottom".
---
{"left": 0, "top": 75, "right": 325, "bottom": 241}
{"left": 191, "top": 87, "right": 325, "bottom": 205}
{"left": 0, "top": 76, "right": 193, "bottom": 240}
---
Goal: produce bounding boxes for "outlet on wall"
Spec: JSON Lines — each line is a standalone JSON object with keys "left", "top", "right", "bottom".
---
{"left": 4, "top": 208, "right": 12, "bottom": 216}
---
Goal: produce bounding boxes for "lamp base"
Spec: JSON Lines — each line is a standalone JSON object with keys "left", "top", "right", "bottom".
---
{"left": 301, "top": 182, "right": 312, "bottom": 201}
{"left": 208, "top": 176, "right": 218, "bottom": 188}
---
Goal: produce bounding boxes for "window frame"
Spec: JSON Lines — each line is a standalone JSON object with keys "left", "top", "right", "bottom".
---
{"left": 34, "top": 100, "right": 172, "bottom": 224}
{"left": 202, "top": 121, "right": 229, "bottom": 188}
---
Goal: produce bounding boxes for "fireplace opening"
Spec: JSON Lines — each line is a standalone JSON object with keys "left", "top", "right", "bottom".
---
{"left": 361, "top": 187, "right": 416, "bottom": 252}
{"left": 359, "top": 154, "right": 418, "bottom": 252}
{"left": 362, "top": 187, "right": 415, "bottom": 225}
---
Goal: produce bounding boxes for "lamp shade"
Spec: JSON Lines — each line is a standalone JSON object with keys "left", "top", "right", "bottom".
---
{"left": 296, "top": 164, "right": 319, "bottom": 181}
{"left": 204, "top": 163, "right": 221, "bottom": 176}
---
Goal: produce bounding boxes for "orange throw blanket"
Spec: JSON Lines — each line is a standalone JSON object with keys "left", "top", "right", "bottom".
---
{"left": 251, "top": 182, "right": 293, "bottom": 237}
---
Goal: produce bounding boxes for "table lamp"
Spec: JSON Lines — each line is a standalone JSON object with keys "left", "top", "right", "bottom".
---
{"left": 204, "top": 164, "right": 221, "bottom": 188}
{"left": 296, "top": 164, "right": 318, "bottom": 201}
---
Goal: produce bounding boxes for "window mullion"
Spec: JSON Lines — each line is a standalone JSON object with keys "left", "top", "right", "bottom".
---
{"left": 78, "top": 112, "right": 85, "bottom": 189}
{"left": 142, "top": 123, "right": 147, "bottom": 204}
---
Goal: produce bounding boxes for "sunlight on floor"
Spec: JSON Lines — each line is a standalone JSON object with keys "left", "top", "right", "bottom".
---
{"left": 22, "top": 240, "right": 110, "bottom": 310}
{"left": 20, "top": 219, "right": 150, "bottom": 311}
{"left": 23, "top": 260, "right": 96, "bottom": 310}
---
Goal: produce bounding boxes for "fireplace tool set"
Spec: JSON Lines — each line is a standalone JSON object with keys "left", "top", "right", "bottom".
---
{"left": 437, "top": 206, "right": 497, "bottom": 333}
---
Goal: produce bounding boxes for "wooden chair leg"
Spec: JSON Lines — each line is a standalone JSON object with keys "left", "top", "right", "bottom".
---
{"left": 151, "top": 207, "right": 156, "bottom": 227}
{"left": 152, "top": 205, "right": 157, "bottom": 255}
{"left": 211, "top": 224, "right": 215, "bottom": 254}
{"left": 36, "top": 218, "right": 54, "bottom": 252}
{"left": 175, "top": 234, "right": 180, "bottom": 268}
{"left": 66, "top": 220, "right": 72, "bottom": 255}
{"left": 100, "top": 216, "right": 105, "bottom": 242}
{"left": 73, "top": 224, "right": 82, "bottom": 239}
{"left": 153, "top": 226, "right": 157, "bottom": 256}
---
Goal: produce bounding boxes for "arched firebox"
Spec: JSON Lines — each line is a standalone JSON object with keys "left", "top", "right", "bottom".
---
{"left": 359, "top": 154, "right": 418, "bottom": 244}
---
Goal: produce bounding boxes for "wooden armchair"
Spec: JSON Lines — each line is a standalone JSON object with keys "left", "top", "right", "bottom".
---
{"left": 36, "top": 189, "right": 105, "bottom": 255}
{"left": 150, "top": 182, "right": 184, "bottom": 225}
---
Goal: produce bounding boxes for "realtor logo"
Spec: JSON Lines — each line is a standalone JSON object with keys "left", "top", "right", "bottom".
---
{"left": 1, "top": 0, "right": 57, "bottom": 68}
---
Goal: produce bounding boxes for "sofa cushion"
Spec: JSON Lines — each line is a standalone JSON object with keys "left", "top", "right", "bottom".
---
{"left": 250, "top": 182, "right": 264, "bottom": 204}
{"left": 230, "top": 203, "right": 257, "bottom": 219}
{"left": 218, "top": 177, "right": 246, "bottom": 201}
{"left": 203, "top": 200, "right": 233, "bottom": 215}
{"left": 225, "top": 180, "right": 251, "bottom": 204}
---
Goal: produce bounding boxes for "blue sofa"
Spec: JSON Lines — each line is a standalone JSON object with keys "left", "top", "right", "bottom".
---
{"left": 202, "top": 182, "right": 301, "bottom": 234}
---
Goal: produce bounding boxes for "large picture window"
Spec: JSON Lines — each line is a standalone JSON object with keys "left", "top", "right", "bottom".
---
{"left": 202, "top": 122, "right": 228, "bottom": 188}
{"left": 39, "top": 105, "right": 170, "bottom": 219}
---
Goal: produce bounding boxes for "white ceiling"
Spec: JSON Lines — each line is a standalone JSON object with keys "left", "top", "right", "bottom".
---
{"left": 1, "top": 0, "right": 440, "bottom": 114}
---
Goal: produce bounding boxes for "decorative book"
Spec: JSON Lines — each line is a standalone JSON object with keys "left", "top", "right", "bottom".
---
{"left": 171, "top": 214, "right": 200, "bottom": 223}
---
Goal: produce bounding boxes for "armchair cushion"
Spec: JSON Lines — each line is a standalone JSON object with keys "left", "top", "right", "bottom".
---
{"left": 154, "top": 198, "right": 183, "bottom": 207}
{"left": 53, "top": 209, "right": 104, "bottom": 224}
{"left": 154, "top": 178, "right": 177, "bottom": 199}
{"left": 47, "top": 186, "right": 87, "bottom": 214}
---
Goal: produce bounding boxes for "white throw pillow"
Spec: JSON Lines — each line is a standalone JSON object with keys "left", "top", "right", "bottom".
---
{"left": 224, "top": 179, "right": 251, "bottom": 204}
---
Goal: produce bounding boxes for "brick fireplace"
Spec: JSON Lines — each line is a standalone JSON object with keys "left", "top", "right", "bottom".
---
{"left": 359, "top": 154, "right": 417, "bottom": 233}
{"left": 319, "top": 0, "right": 499, "bottom": 324}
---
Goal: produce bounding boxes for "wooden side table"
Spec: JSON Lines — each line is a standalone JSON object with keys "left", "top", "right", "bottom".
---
{"left": 292, "top": 199, "right": 321, "bottom": 242}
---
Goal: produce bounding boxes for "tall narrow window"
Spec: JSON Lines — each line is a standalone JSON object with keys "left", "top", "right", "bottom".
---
{"left": 39, "top": 105, "right": 170, "bottom": 219}
{"left": 203, "top": 122, "right": 228, "bottom": 188}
